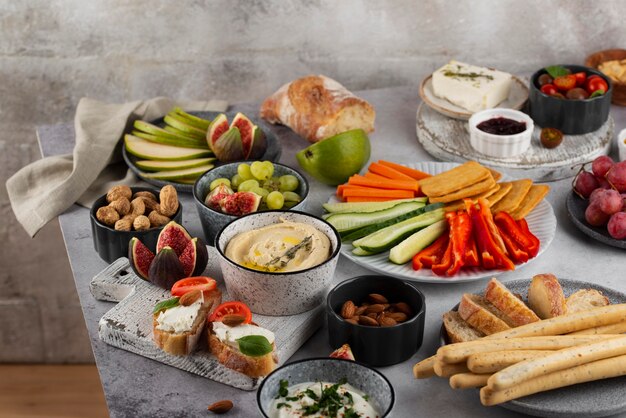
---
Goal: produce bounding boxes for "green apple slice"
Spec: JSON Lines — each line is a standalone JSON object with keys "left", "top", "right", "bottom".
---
{"left": 171, "top": 107, "right": 211, "bottom": 130}
{"left": 173, "top": 177, "right": 200, "bottom": 184}
{"left": 141, "top": 164, "right": 215, "bottom": 180}
{"left": 125, "top": 135, "right": 212, "bottom": 161}
{"left": 134, "top": 120, "right": 199, "bottom": 142}
{"left": 135, "top": 157, "right": 216, "bottom": 172}
{"left": 163, "top": 115, "right": 207, "bottom": 138}
{"left": 131, "top": 130, "right": 208, "bottom": 149}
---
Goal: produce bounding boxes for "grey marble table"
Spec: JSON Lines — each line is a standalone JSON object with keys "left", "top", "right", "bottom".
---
{"left": 39, "top": 86, "right": 626, "bottom": 418}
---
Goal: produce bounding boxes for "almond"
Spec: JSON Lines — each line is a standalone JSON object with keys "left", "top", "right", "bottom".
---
{"left": 340, "top": 300, "right": 356, "bottom": 319}
{"left": 354, "top": 306, "right": 367, "bottom": 316}
{"left": 221, "top": 314, "right": 245, "bottom": 327}
{"left": 208, "top": 400, "right": 233, "bottom": 414}
{"left": 179, "top": 290, "right": 201, "bottom": 306}
{"left": 365, "top": 304, "right": 385, "bottom": 314}
{"left": 358, "top": 315, "right": 379, "bottom": 326}
{"left": 394, "top": 302, "right": 413, "bottom": 316}
{"left": 368, "top": 293, "right": 388, "bottom": 304}
{"left": 345, "top": 317, "right": 358, "bottom": 325}
{"left": 379, "top": 316, "right": 397, "bottom": 327}
{"left": 387, "top": 312, "right": 408, "bottom": 323}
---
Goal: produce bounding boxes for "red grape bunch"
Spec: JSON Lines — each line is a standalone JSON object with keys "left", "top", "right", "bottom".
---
{"left": 573, "top": 155, "right": 626, "bottom": 240}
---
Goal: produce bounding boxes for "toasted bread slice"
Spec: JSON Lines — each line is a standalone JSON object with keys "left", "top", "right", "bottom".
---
{"left": 458, "top": 294, "right": 513, "bottom": 335}
{"left": 566, "top": 289, "right": 610, "bottom": 313}
{"left": 208, "top": 327, "right": 277, "bottom": 378}
{"left": 485, "top": 278, "right": 540, "bottom": 326}
{"left": 443, "top": 311, "right": 485, "bottom": 343}
{"left": 153, "top": 289, "right": 222, "bottom": 356}
{"left": 527, "top": 273, "right": 567, "bottom": 319}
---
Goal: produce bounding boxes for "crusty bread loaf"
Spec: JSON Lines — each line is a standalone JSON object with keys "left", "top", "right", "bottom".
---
{"left": 208, "top": 331, "right": 277, "bottom": 378}
{"left": 260, "top": 75, "right": 375, "bottom": 143}
{"left": 458, "top": 294, "right": 513, "bottom": 335}
{"left": 485, "top": 278, "right": 540, "bottom": 326}
{"left": 443, "top": 311, "right": 485, "bottom": 343}
{"left": 527, "top": 273, "right": 567, "bottom": 319}
{"left": 567, "top": 289, "right": 610, "bottom": 313}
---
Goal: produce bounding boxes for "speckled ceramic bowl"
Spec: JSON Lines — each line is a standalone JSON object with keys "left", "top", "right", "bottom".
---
{"left": 193, "top": 161, "right": 309, "bottom": 245}
{"left": 257, "top": 358, "right": 395, "bottom": 417}
{"left": 215, "top": 210, "right": 341, "bottom": 316}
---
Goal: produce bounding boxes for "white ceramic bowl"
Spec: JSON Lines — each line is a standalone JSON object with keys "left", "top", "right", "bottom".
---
{"left": 215, "top": 210, "right": 341, "bottom": 316}
{"left": 468, "top": 108, "right": 534, "bottom": 158}
{"left": 618, "top": 128, "right": 626, "bottom": 162}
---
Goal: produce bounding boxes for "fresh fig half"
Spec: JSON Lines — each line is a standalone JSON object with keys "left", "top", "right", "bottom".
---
{"left": 179, "top": 237, "right": 209, "bottom": 277}
{"left": 212, "top": 127, "right": 245, "bottom": 162}
{"left": 156, "top": 221, "right": 192, "bottom": 256}
{"left": 205, "top": 184, "right": 234, "bottom": 211}
{"left": 207, "top": 113, "right": 229, "bottom": 151}
{"left": 219, "top": 191, "right": 261, "bottom": 216}
{"left": 148, "top": 246, "right": 185, "bottom": 290}
{"left": 329, "top": 343, "right": 355, "bottom": 361}
{"left": 247, "top": 125, "right": 267, "bottom": 159}
{"left": 128, "top": 237, "right": 154, "bottom": 280}
{"left": 230, "top": 113, "right": 255, "bottom": 158}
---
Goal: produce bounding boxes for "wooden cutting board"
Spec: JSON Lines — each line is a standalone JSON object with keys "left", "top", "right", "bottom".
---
{"left": 416, "top": 103, "right": 613, "bottom": 182}
{"left": 90, "top": 257, "right": 323, "bottom": 390}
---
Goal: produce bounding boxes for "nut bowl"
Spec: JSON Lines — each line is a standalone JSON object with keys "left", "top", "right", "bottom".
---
{"left": 193, "top": 161, "right": 309, "bottom": 245}
{"left": 214, "top": 210, "right": 340, "bottom": 316}
{"left": 90, "top": 186, "right": 182, "bottom": 263}
{"left": 468, "top": 108, "right": 534, "bottom": 158}
{"left": 586, "top": 49, "right": 626, "bottom": 106}
{"left": 326, "top": 275, "right": 426, "bottom": 366}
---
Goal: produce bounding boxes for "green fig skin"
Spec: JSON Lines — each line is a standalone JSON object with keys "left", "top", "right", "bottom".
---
{"left": 212, "top": 127, "right": 245, "bottom": 162}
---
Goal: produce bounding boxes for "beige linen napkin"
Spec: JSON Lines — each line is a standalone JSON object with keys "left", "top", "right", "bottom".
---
{"left": 6, "top": 97, "right": 228, "bottom": 237}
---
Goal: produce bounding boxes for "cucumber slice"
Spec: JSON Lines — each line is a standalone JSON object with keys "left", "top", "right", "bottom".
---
{"left": 142, "top": 164, "right": 214, "bottom": 180}
{"left": 135, "top": 157, "right": 216, "bottom": 172}
{"left": 124, "top": 135, "right": 213, "bottom": 161}
{"left": 353, "top": 209, "right": 445, "bottom": 253}
{"left": 131, "top": 130, "right": 209, "bottom": 149}
{"left": 388, "top": 219, "right": 448, "bottom": 264}
{"left": 342, "top": 203, "right": 443, "bottom": 242}
{"left": 326, "top": 201, "right": 426, "bottom": 234}
{"left": 352, "top": 247, "right": 374, "bottom": 256}
{"left": 323, "top": 197, "right": 427, "bottom": 214}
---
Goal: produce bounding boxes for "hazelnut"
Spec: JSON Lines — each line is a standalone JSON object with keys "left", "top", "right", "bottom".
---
{"left": 106, "top": 185, "right": 132, "bottom": 203}
{"left": 133, "top": 215, "right": 150, "bottom": 231}
{"left": 96, "top": 206, "right": 120, "bottom": 226}
{"left": 109, "top": 197, "right": 130, "bottom": 216}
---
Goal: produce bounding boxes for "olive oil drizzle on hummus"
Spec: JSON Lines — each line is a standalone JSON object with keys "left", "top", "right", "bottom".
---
{"left": 265, "top": 235, "right": 313, "bottom": 271}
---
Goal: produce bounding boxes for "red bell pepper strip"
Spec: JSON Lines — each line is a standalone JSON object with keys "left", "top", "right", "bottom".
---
{"left": 431, "top": 238, "right": 453, "bottom": 276}
{"left": 497, "top": 225, "right": 530, "bottom": 263}
{"left": 495, "top": 211, "right": 538, "bottom": 257}
{"left": 446, "top": 211, "right": 472, "bottom": 276}
{"left": 463, "top": 234, "right": 480, "bottom": 267}
{"left": 516, "top": 218, "right": 540, "bottom": 257}
{"left": 412, "top": 234, "right": 449, "bottom": 270}
{"left": 470, "top": 199, "right": 515, "bottom": 271}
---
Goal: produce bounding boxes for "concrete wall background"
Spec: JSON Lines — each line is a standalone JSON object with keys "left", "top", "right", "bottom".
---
{"left": 1, "top": 0, "right": 624, "bottom": 362}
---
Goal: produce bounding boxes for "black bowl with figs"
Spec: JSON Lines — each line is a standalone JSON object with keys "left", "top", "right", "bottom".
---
{"left": 529, "top": 64, "right": 612, "bottom": 135}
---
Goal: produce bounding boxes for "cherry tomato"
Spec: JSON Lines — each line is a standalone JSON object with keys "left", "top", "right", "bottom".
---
{"left": 586, "top": 76, "right": 609, "bottom": 95}
{"left": 209, "top": 301, "right": 253, "bottom": 324}
{"left": 540, "top": 84, "right": 558, "bottom": 96}
{"left": 540, "top": 127, "right": 563, "bottom": 149}
{"left": 171, "top": 276, "right": 217, "bottom": 297}
{"left": 573, "top": 72, "right": 587, "bottom": 87}
{"left": 553, "top": 74, "right": 577, "bottom": 92}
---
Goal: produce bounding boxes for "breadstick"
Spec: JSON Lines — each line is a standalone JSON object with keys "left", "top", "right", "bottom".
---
{"left": 569, "top": 321, "right": 626, "bottom": 335}
{"left": 480, "top": 353, "right": 626, "bottom": 406}
{"left": 434, "top": 359, "right": 470, "bottom": 377}
{"left": 484, "top": 304, "right": 626, "bottom": 339}
{"left": 467, "top": 350, "right": 553, "bottom": 374}
{"left": 449, "top": 372, "right": 491, "bottom": 389}
{"left": 488, "top": 335, "right": 626, "bottom": 390}
{"left": 437, "top": 335, "right": 618, "bottom": 364}
{"left": 413, "top": 355, "right": 436, "bottom": 378}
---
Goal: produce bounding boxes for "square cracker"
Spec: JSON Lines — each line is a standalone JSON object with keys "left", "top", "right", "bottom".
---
{"left": 420, "top": 161, "right": 491, "bottom": 197}
{"left": 487, "top": 182, "right": 514, "bottom": 207}
{"left": 491, "top": 179, "right": 533, "bottom": 214}
{"left": 488, "top": 168, "right": 503, "bottom": 182}
{"left": 510, "top": 184, "right": 550, "bottom": 220}
{"left": 429, "top": 175, "right": 496, "bottom": 203}
{"left": 444, "top": 184, "right": 501, "bottom": 212}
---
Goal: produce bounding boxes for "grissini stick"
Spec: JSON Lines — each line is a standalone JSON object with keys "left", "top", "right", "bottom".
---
{"left": 434, "top": 359, "right": 470, "bottom": 377}
{"left": 449, "top": 372, "right": 492, "bottom": 389}
{"left": 480, "top": 353, "right": 626, "bottom": 406}
{"left": 467, "top": 350, "right": 553, "bottom": 374}
{"left": 569, "top": 321, "right": 626, "bottom": 335}
{"left": 413, "top": 355, "right": 436, "bottom": 378}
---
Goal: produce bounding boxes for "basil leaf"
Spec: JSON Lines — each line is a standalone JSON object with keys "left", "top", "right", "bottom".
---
{"left": 152, "top": 297, "right": 179, "bottom": 314}
{"left": 237, "top": 335, "right": 273, "bottom": 357}
{"left": 545, "top": 65, "right": 569, "bottom": 79}
{"left": 590, "top": 89, "right": 605, "bottom": 98}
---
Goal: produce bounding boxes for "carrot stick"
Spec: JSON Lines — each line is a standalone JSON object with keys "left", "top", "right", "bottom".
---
{"left": 369, "top": 162, "right": 415, "bottom": 181}
{"left": 364, "top": 171, "right": 392, "bottom": 181}
{"left": 342, "top": 187, "right": 414, "bottom": 198}
{"left": 346, "top": 196, "right": 399, "bottom": 202}
{"left": 348, "top": 175, "right": 419, "bottom": 192}
{"left": 378, "top": 160, "right": 432, "bottom": 180}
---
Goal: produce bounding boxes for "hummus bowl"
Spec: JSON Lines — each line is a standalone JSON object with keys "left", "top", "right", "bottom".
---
{"left": 215, "top": 210, "right": 341, "bottom": 316}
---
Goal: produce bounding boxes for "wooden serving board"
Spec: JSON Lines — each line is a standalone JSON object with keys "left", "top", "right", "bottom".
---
{"left": 416, "top": 103, "right": 613, "bottom": 182}
{"left": 90, "top": 257, "right": 323, "bottom": 390}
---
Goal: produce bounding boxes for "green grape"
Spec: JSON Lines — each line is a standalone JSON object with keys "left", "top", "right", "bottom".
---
{"left": 278, "top": 175, "right": 299, "bottom": 192}
{"left": 251, "top": 187, "right": 269, "bottom": 199}
{"left": 209, "top": 178, "right": 231, "bottom": 191}
{"left": 237, "top": 163, "right": 253, "bottom": 180}
{"left": 266, "top": 191, "right": 284, "bottom": 210}
{"left": 231, "top": 174, "right": 244, "bottom": 190}
{"left": 238, "top": 179, "right": 260, "bottom": 192}
{"left": 283, "top": 201, "right": 298, "bottom": 209}
{"left": 262, "top": 177, "right": 281, "bottom": 191}
{"left": 282, "top": 191, "right": 301, "bottom": 202}
{"left": 250, "top": 161, "right": 272, "bottom": 180}
{"left": 262, "top": 161, "right": 275, "bottom": 178}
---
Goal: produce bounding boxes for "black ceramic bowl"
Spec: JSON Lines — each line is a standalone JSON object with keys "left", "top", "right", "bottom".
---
{"left": 90, "top": 186, "right": 182, "bottom": 263}
{"left": 326, "top": 275, "right": 426, "bottom": 367}
{"left": 529, "top": 64, "right": 612, "bottom": 134}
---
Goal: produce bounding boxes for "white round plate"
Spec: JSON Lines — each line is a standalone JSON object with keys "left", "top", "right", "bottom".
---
{"left": 335, "top": 162, "right": 556, "bottom": 284}
{"left": 419, "top": 74, "right": 529, "bottom": 120}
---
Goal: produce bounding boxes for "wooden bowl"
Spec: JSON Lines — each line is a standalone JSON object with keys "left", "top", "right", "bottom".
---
{"left": 586, "top": 49, "right": 626, "bottom": 106}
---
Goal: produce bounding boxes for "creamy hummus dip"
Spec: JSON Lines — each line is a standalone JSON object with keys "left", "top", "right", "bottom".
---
{"left": 225, "top": 219, "right": 331, "bottom": 272}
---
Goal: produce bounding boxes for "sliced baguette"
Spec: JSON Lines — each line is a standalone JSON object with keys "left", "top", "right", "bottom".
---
{"left": 566, "top": 289, "right": 610, "bottom": 313}
{"left": 485, "top": 278, "right": 540, "bottom": 326}
{"left": 527, "top": 273, "right": 567, "bottom": 319}
{"left": 443, "top": 311, "right": 485, "bottom": 343}
{"left": 458, "top": 294, "right": 513, "bottom": 335}
{"left": 208, "top": 328, "right": 277, "bottom": 378}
